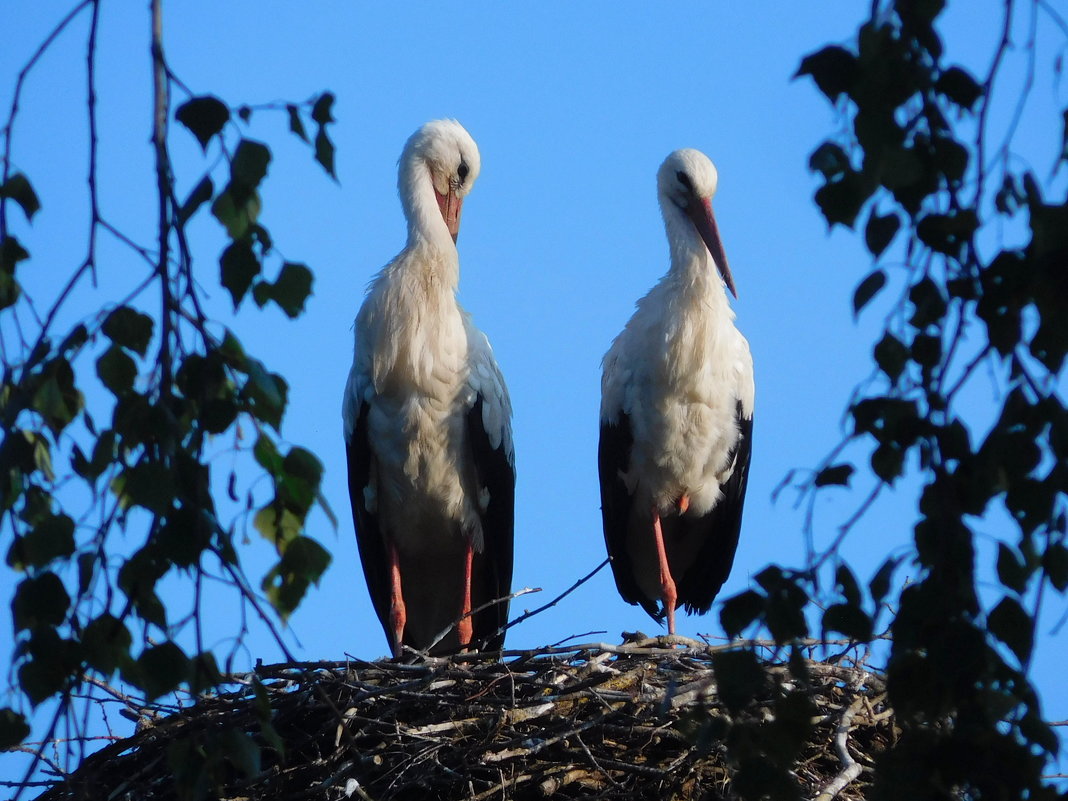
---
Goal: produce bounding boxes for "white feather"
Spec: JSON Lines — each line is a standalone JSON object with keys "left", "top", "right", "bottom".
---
{"left": 601, "top": 149, "right": 754, "bottom": 517}
{"left": 342, "top": 120, "right": 512, "bottom": 562}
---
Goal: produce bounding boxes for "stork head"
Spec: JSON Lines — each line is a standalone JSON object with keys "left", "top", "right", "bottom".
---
{"left": 657, "top": 149, "right": 736, "bottom": 298}
{"left": 399, "top": 119, "right": 481, "bottom": 243}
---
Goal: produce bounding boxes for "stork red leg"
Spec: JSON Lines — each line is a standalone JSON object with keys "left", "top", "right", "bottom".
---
{"left": 652, "top": 506, "right": 678, "bottom": 635}
{"left": 388, "top": 541, "right": 406, "bottom": 656}
{"left": 457, "top": 538, "right": 475, "bottom": 648}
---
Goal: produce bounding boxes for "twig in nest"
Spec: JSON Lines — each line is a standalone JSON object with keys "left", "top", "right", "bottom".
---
{"left": 492, "top": 557, "right": 610, "bottom": 643}
{"left": 421, "top": 587, "right": 541, "bottom": 655}
{"left": 814, "top": 693, "right": 866, "bottom": 801}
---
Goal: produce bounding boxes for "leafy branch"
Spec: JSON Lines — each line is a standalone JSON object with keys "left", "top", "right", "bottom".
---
{"left": 0, "top": 1, "right": 340, "bottom": 790}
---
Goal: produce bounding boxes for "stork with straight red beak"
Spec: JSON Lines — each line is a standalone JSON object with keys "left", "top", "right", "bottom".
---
{"left": 343, "top": 120, "right": 514, "bottom": 657}
{"left": 599, "top": 148, "right": 754, "bottom": 635}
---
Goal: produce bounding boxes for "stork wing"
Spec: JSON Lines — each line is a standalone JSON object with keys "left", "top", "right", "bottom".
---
{"left": 677, "top": 401, "right": 753, "bottom": 613}
{"left": 344, "top": 400, "right": 396, "bottom": 651}
{"left": 598, "top": 413, "right": 661, "bottom": 620}
{"left": 466, "top": 393, "right": 515, "bottom": 651}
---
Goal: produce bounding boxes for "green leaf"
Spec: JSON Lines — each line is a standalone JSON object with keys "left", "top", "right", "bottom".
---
{"left": 908, "top": 276, "right": 948, "bottom": 329}
{"left": 77, "top": 552, "right": 96, "bottom": 595}
{"left": 262, "top": 536, "right": 331, "bottom": 618}
{"left": 935, "top": 65, "right": 982, "bottom": 110}
{"left": 822, "top": 602, "right": 872, "bottom": 641}
{"left": 211, "top": 187, "right": 261, "bottom": 239}
{"left": 137, "top": 642, "right": 189, "bottom": 699}
{"left": 871, "top": 442, "right": 905, "bottom": 482}
{"left": 711, "top": 648, "right": 766, "bottom": 714}
{"left": 836, "top": 564, "right": 862, "bottom": 607}
{"left": 911, "top": 333, "right": 941, "bottom": 368}
{"left": 30, "top": 431, "right": 55, "bottom": 481}
{"left": 996, "top": 543, "right": 1029, "bottom": 595}
{"left": 220, "top": 728, "right": 262, "bottom": 778}
{"left": 252, "top": 678, "right": 286, "bottom": 756}
{"left": 6, "top": 513, "right": 75, "bottom": 570}
{"left": 310, "top": 92, "right": 335, "bottom": 124}
{"left": 157, "top": 506, "right": 211, "bottom": 568}
{"left": 83, "top": 614, "right": 132, "bottom": 674}
{"left": 1043, "top": 542, "right": 1068, "bottom": 592}
{"left": 315, "top": 128, "right": 336, "bottom": 178}
{"left": 271, "top": 262, "right": 313, "bottom": 318}
{"left": 0, "top": 708, "right": 30, "bottom": 749}
{"left": 287, "top": 104, "right": 308, "bottom": 142}
{"left": 755, "top": 567, "right": 810, "bottom": 642}
{"left": 189, "top": 651, "right": 223, "bottom": 694}
{"left": 103, "top": 306, "right": 154, "bottom": 356}
{"left": 720, "top": 590, "right": 765, "bottom": 637}
{"left": 242, "top": 360, "right": 287, "bottom": 429}
{"left": 283, "top": 446, "right": 323, "bottom": 485}
{"left": 117, "top": 461, "right": 176, "bottom": 516}
{"left": 178, "top": 176, "right": 214, "bottom": 225}
{"left": 814, "top": 463, "right": 854, "bottom": 487}
{"left": 59, "top": 323, "right": 89, "bottom": 355}
{"left": 253, "top": 434, "right": 284, "bottom": 475}
{"left": 874, "top": 332, "right": 909, "bottom": 382}
{"left": 987, "top": 596, "right": 1033, "bottom": 664}
{"left": 19, "top": 630, "right": 80, "bottom": 704}
{"left": 814, "top": 170, "right": 869, "bottom": 228}
{"left": 795, "top": 46, "right": 857, "bottom": 101}
{"left": 0, "top": 173, "right": 41, "bottom": 221}
{"left": 1, "top": 233, "right": 29, "bottom": 272}
{"left": 12, "top": 572, "right": 70, "bottom": 630}
{"left": 853, "top": 269, "right": 887, "bottom": 317}
{"left": 0, "top": 236, "right": 27, "bottom": 308}
{"left": 231, "top": 139, "right": 271, "bottom": 190}
{"left": 933, "top": 135, "right": 969, "bottom": 185}
{"left": 869, "top": 557, "right": 899, "bottom": 606}
{"left": 175, "top": 96, "right": 230, "bottom": 151}
{"left": 96, "top": 345, "right": 137, "bottom": 396}
{"left": 865, "top": 212, "right": 900, "bottom": 257}
{"left": 254, "top": 505, "right": 302, "bottom": 547}
{"left": 220, "top": 240, "right": 260, "bottom": 308}
{"left": 33, "top": 358, "right": 82, "bottom": 433}
{"left": 916, "top": 210, "right": 978, "bottom": 257}
{"left": 808, "top": 142, "right": 849, "bottom": 178}
{"left": 117, "top": 550, "right": 168, "bottom": 629}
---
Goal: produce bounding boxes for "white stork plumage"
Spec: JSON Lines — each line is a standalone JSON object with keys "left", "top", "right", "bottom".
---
{"left": 599, "top": 148, "right": 754, "bottom": 635}
{"left": 342, "top": 120, "right": 514, "bottom": 657}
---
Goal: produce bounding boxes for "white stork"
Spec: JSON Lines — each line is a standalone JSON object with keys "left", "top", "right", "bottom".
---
{"left": 342, "top": 120, "right": 514, "bottom": 657}
{"left": 599, "top": 149, "right": 754, "bottom": 635}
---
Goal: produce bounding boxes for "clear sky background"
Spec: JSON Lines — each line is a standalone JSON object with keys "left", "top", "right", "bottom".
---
{"left": 2, "top": 1, "right": 1066, "bottom": 786}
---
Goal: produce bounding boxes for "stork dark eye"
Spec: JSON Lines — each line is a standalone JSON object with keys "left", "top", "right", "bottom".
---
{"left": 458, "top": 161, "right": 469, "bottom": 183}
{"left": 676, "top": 171, "right": 692, "bottom": 190}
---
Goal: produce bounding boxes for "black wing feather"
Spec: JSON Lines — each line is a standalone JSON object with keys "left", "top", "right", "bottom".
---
{"left": 677, "top": 402, "right": 753, "bottom": 613}
{"left": 466, "top": 395, "right": 515, "bottom": 651}
{"left": 345, "top": 401, "right": 395, "bottom": 650}
{"left": 598, "top": 413, "right": 661, "bottom": 620}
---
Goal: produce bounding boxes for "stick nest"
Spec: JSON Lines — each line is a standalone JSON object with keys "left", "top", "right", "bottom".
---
{"left": 34, "top": 636, "right": 895, "bottom": 801}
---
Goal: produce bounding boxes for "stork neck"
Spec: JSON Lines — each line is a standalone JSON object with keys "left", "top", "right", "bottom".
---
{"left": 663, "top": 205, "right": 728, "bottom": 302}
{"left": 399, "top": 157, "right": 459, "bottom": 258}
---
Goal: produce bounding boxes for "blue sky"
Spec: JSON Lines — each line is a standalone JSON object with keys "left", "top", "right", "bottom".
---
{"left": 3, "top": 0, "right": 1066, "bottom": 783}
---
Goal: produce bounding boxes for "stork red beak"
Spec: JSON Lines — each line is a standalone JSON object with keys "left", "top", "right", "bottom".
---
{"left": 435, "top": 189, "right": 463, "bottom": 243}
{"left": 687, "top": 198, "right": 736, "bottom": 298}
